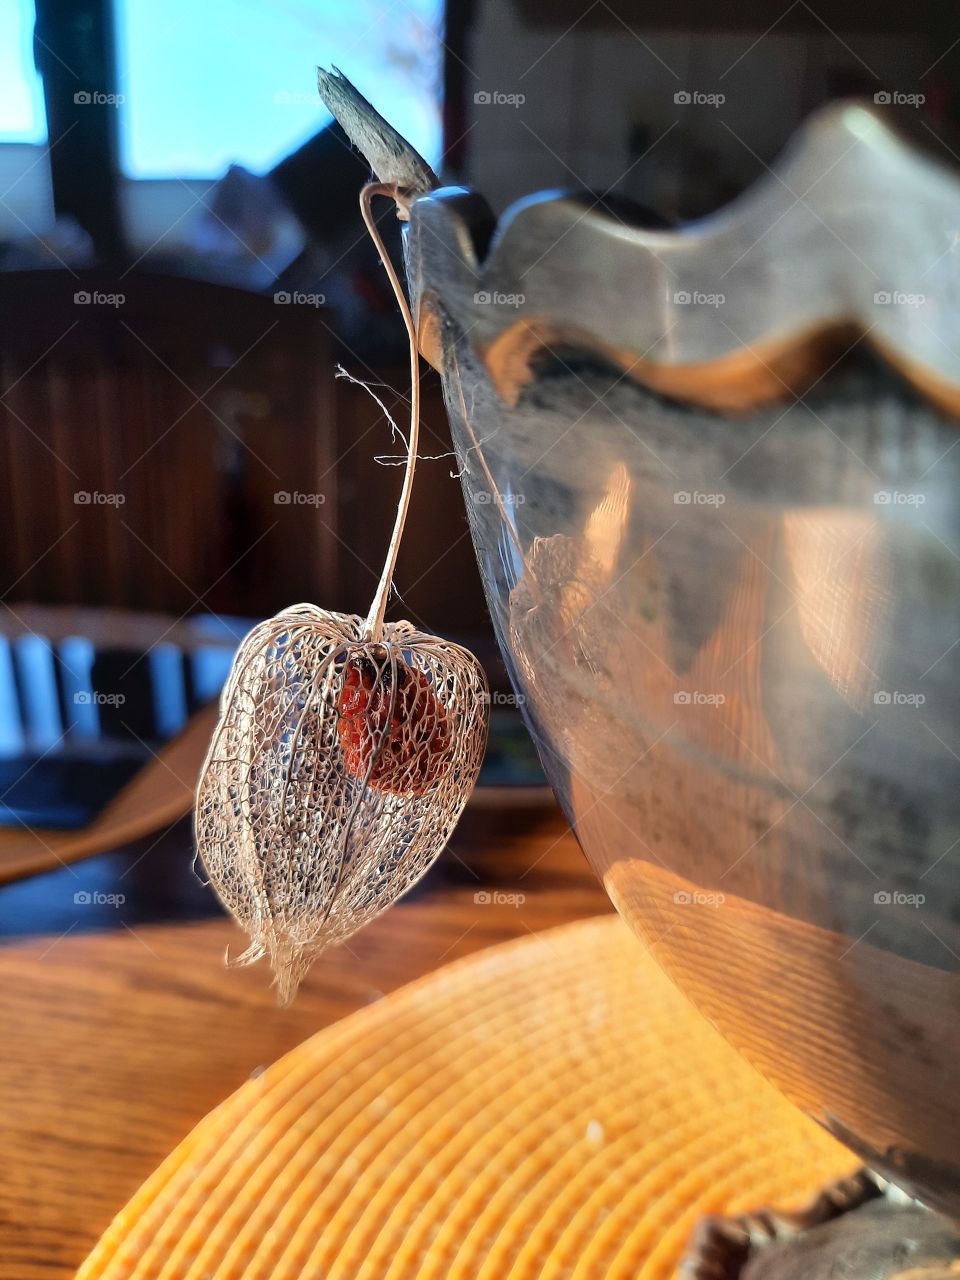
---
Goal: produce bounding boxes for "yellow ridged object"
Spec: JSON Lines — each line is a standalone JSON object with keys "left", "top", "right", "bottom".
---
{"left": 78, "top": 916, "right": 856, "bottom": 1280}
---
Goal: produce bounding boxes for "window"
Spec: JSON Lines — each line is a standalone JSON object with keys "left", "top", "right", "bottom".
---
{"left": 0, "top": 0, "right": 46, "bottom": 146}
{"left": 114, "top": 0, "right": 445, "bottom": 180}
{"left": 0, "top": 0, "right": 53, "bottom": 241}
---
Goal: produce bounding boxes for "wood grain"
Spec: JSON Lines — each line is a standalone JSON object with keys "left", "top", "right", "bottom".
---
{"left": 0, "top": 271, "right": 491, "bottom": 630}
{"left": 0, "top": 805, "right": 609, "bottom": 1279}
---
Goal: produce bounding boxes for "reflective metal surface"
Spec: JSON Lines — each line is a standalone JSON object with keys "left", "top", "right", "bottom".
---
{"left": 440, "top": 339, "right": 960, "bottom": 1217}
{"left": 408, "top": 114, "right": 960, "bottom": 1214}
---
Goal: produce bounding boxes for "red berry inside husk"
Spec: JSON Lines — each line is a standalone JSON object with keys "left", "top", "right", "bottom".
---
{"left": 336, "top": 652, "right": 452, "bottom": 795}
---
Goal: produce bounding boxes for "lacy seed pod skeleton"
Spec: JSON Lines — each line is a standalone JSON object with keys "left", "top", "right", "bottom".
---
{"left": 195, "top": 182, "right": 489, "bottom": 1004}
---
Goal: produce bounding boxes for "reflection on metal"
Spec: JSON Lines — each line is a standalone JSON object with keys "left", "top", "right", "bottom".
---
{"left": 683, "top": 1169, "right": 960, "bottom": 1280}
{"left": 406, "top": 104, "right": 960, "bottom": 417}
{"left": 782, "top": 510, "right": 892, "bottom": 711}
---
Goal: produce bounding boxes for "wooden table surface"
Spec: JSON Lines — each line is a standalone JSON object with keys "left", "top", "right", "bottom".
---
{"left": 0, "top": 803, "right": 610, "bottom": 1280}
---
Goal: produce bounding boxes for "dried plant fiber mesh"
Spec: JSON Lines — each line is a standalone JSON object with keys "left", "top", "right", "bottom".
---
{"left": 196, "top": 605, "right": 489, "bottom": 1004}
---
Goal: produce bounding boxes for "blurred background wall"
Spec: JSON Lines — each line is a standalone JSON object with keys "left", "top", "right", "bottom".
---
{"left": 463, "top": 0, "right": 959, "bottom": 215}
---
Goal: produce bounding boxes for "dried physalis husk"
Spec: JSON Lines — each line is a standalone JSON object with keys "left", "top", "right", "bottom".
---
{"left": 196, "top": 605, "right": 488, "bottom": 1004}
{"left": 195, "top": 147, "right": 490, "bottom": 1002}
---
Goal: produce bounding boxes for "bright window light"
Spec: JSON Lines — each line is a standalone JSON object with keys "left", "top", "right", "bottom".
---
{"left": 0, "top": 0, "right": 46, "bottom": 145}
{"left": 114, "top": 0, "right": 444, "bottom": 179}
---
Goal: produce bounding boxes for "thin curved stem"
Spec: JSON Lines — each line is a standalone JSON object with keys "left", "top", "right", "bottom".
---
{"left": 360, "top": 181, "right": 419, "bottom": 642}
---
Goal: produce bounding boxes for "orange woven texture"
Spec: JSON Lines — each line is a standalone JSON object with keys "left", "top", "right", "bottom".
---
{"left": 78, "top": 916, "right": 856, "bottom": 1280}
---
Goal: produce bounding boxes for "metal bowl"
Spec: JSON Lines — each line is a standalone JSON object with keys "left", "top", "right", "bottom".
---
{"left": 406, "top": 102, "right": 960, "bottom": 1220}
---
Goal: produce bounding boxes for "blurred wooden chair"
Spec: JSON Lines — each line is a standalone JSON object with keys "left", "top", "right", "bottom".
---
{"left": 0, "top": 606, "right": 238, "bottom": 884}
{"left": 0, "top": 269, "right": 493, "bottom": 882}
{"left": 0, "top": 270, "right": 335, "bottom": 882}
{"left": 0, "top": 270, "right": 338, "bottom": 617}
